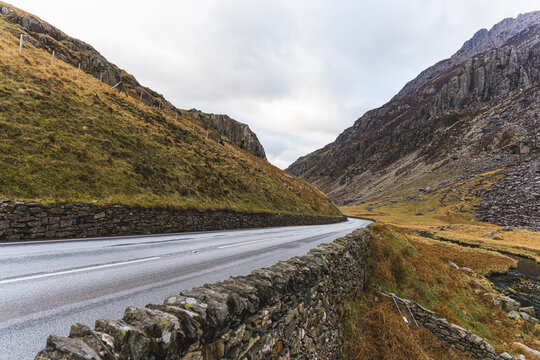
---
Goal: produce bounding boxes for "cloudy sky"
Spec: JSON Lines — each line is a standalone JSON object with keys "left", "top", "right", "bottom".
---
{"left": 8, "top": 0, "right": 540, "bottom": 168}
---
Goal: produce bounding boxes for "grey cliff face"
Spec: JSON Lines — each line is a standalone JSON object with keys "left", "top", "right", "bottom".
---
{"left": 192, "top": 111, "right": 267, "bottom": 160}
{"left": 394, "top": 10, "right": 540, "bottom": 100}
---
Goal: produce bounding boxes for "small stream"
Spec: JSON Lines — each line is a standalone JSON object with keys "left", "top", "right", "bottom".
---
{"left": 488, "top": 256, "right": 540, "bottom": 316}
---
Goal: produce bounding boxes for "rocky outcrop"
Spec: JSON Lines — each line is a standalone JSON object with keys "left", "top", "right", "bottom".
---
{"left": 476, "top": 157, "right": 540, "bottom": 231}
{"left": 0, "top": 2, "right": 268, "bottom": 159}
{"left": 34, "top": 228, "right": 371, "bottom": 360}
{"left": 0, "top": 200, "right": 345, "bottom": 241}
{"left": 192, "top": 111, "right": 267, "bottom": 160}
{"left": 394, "top": 11, "right": 540, "bottom": 100}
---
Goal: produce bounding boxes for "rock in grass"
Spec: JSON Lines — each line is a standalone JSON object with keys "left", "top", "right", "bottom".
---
{"left": 507, "top": 311, "right": 519, "bottom": 320}
{"left": 518, "top": 306, "right": 535, "bottom": 317}
{"left": 519, "top": 312, "right": 539, "bottom": 324}
{"left": 513, "top": 342, "right": 540, "bottom": 357}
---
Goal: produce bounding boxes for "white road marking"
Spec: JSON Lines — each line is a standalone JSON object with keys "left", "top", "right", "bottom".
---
{"left": 0, "top": 257, "right": 161, "bottom": 285}
{"left": 217, "top": 238, "right": 276, "bottom": 249}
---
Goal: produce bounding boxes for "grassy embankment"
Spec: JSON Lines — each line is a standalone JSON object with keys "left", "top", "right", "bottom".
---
{"left": 0, "top": 18, "right": 341, "bottom": 217}
{"left": 340, "top": 170, "right": 540, "bottom": 359}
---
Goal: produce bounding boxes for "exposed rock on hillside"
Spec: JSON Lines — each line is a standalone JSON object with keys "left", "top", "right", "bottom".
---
{"left": 0, "top": 2, "right": 267, "bottom": 159}
{"left": 191, "top": 111, "right": 267, "bottom": 160}
{"left": 287, "top": 12, "right": 540, "bottom": 230}
{"left": 394, "top": 10, "right": 540, "bottom": 99}
{"left": 476, "top": 157, "right": 540, "bottom": 231}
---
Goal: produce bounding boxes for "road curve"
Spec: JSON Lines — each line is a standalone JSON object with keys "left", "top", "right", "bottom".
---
{"left": 0, "top": 218, "right": 369, "bottom": 359}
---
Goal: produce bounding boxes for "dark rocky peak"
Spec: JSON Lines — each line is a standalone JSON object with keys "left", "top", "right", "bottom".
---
{"left": 394, "top": 10, "right": 540, "bottom": 100}
{"left": 191, "top": 111, "right": 267, "bottom": 160}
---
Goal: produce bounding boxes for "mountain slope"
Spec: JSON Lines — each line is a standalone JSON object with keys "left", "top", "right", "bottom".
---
{"left": 0, "top": 1, "right": 266, "bottom": 159}
{"left": 287, "top": 12, "right": 540, "bottom": 228}
{"left": 0, "top": 6, "right": 341, "bottom": 217}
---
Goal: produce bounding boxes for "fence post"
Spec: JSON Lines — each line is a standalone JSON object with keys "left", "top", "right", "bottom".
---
{"left": 139, "top": 91, "right": 143, "bottom": 101}
{"left": 50, "top": 50, "right": 55, "bottom": 65}
{"left": 175, "top": 112, "right": 178, "bottom": 120}
{"left": 18, "top": 34, "right": 23, "bottom": 54}
{"left": 110, "top": 81, "right": 121, "bottom": 90}
{"left": 100, "top": 72, "right": 103, "bottom": 84}
{"left": 76, "top": 63, "right": 81, "bottom": 79}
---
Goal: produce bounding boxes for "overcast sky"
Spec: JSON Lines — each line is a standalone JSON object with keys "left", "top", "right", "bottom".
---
{"left": 8, "top": 1, "right": 540, "bottom": 168}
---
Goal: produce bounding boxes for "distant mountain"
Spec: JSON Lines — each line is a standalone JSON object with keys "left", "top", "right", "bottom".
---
{"left": 0, "top": 1, "right": 266, "bottom": 159}
{"left": 0, "top": 2, "right": 341, "bottom": 217}
{"left": 287, "top": 11, "right": 540, "bottom": 229}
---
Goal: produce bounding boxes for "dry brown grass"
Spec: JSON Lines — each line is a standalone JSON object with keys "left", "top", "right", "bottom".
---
{"left": 343, "top": 298, "right": 473, "bottom": 360}
{"left": 342, "top": 224, "right": 540, "bottom": 359}
{"left": 342, "top": 170, "right": 540, "bottom": 260}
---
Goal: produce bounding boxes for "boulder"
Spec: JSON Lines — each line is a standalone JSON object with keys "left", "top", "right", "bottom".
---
{"left": 518, "top": 306, "right": 535, "bottom": 317}
{"left": 507, "top": 311, "right": 519, "bottom": 320}
{"left": 500, "top": 296, "right": 520, "bottom": 312}
{"left": 513, "top": 342, "right": 540, "bottom": 357}
{"left": 38, "top": 334, "right": 101, "bottom": 360}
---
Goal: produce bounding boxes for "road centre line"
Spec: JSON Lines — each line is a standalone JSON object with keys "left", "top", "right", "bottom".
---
{"left": 217, "top": 238, "right": 277, "bottom": 249}
{"left": 0, "top": 257, "right": 161, "bottom": 285}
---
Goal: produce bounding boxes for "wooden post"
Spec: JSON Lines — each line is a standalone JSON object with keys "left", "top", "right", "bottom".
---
{"left": 76, "top": 63, "right": 81, "bottom": 79}
{"left": 99, "top": 72, "right": 103, "bottom": 84}
{"left": 110, "top": 81, "right": 122, "bottom": 90}
{"left": 50, "top": 50, "right": 55, "bottom": 65}
{"left": 175, "top": 113, "right": 178, "bottom": 121}
{"left": 206, "top": 132, "right": 209, "bottom": 139}
{"left": 139, "top": 91, "right": 143, "bottom": 101}
{"left": 18, "top": 34, "right": 23, "bottom": 54}
{"left": 159, "top": 101, "right": 162, "bottom": 110}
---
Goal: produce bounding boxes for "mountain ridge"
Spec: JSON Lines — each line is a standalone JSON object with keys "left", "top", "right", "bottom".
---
{"left": 394, "top": 10, "right": 540, "bottom": 100}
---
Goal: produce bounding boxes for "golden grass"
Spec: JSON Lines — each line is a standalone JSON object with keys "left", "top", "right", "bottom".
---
{"left": 342, "top": 170, "right": 540, "bottom": 261}
{"left": 0, "top": 17, "right": 341, "bottom": 217}
{"left": 342, "top": 224, "right": 540, "bottom": 360}
{"left": 343, "top": 297, "right": 474, "bottom": 360}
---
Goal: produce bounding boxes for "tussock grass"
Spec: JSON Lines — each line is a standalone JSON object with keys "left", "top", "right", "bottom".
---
{"left": 342, "top": 224, "right": 539, "bottom": 359}
{"left": 0, "top": 18, "right": 341, "bottom": 217}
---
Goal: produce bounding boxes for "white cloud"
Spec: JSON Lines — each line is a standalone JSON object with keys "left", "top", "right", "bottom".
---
{"left": 8, "top": 0, "right": 540, "bottom": 167}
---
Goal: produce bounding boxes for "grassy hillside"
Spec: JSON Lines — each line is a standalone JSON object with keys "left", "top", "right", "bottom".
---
{"left": 342, "top": 170, "right": 540, "bottom": 260}
{"left": 0, "top": 16, "right": 341, "bottom": 217}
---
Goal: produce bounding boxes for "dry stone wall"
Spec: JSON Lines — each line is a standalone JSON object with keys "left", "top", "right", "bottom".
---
{"left": 407, "top": 300, "right": 523, "bottom": 360}
{"left": 34, "top": 228, "right": 371, "bottom": 360}
{"left": 0, "top": 201, "right": 346, "bottom": 241}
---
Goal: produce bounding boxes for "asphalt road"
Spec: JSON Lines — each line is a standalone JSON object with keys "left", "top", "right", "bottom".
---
{"left": 0, "top": 218, "right": 369, "bottom": 359}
